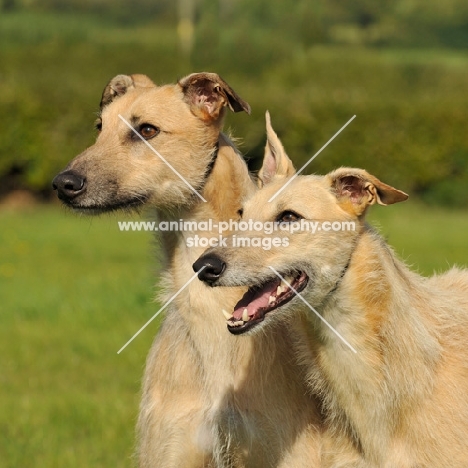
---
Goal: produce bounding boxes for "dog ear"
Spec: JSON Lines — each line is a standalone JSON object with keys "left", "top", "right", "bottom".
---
{"left": 328, "top": 167, "right": 408, "bottom": 216}
{"left": 100, "top": 74, "right": 154, "bottom": 108}
{"left": 258, "top": 111, "right": 296, "bottom": 187}
{"left": 179, "top": 72, "right": 251, "bottom": 123}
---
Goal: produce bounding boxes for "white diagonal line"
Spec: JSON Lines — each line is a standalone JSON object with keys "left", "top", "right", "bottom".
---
{"left": 118, "top": 114, "right": 207, "bottom": 203}
{"left": 268, "top": 115, "right": 356, "bottom": 203}
{"left": 117, "top": 266, "right": 206, "bottom": 354}
{"left": 268, "top": 266, "right": 357, "bottom": 353}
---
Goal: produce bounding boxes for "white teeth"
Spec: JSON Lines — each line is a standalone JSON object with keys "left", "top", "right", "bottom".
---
{"left": 277, "top": 285, "right": 286, "bottom": 295}
{"left": 232, "top": 320, "right": 244, "bottom": 327}
{"left": 242, "top": 308, "right": 250, "bottom": 322}
{"left": 222, "top": 309, "right": 232, "bottom": 320}
{"left": 284, "top": 275, "right": 294, "bottom": 285}
{"left": 268, "top": 295, "right": 275, "bottom": 305}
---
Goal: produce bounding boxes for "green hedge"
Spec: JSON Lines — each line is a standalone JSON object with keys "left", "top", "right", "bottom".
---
{"left": 1, "top": 12, "right": 468, "bottom": 207}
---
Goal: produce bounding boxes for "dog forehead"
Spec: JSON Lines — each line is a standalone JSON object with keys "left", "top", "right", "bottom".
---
{"left": 246, "top": 175, "right": 337, "bottom": 219}
{"left": 130, "top": 85, "right": 194, "bottom": 119}
{"left": 242, "top": 180, "right": 284, "bottom": 217}
{"left": 101, "top": 84, "right": 193, "bottom": 123}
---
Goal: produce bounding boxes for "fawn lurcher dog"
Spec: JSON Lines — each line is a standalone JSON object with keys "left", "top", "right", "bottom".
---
{"left": 53, "top": 76, "right": 322, "bottom": 467}
{"left": 194, "top": 126, "right": 468, "bottom": 467}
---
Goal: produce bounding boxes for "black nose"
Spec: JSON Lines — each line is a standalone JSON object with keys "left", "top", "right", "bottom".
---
{"left": 52, "top": 170, "right": 86, "bottom": 201}
{"left": 193, "top": 254, "right": 226, "bottom": 285}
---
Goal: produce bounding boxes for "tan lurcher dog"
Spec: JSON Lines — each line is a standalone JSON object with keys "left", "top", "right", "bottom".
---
{"left": 195, "top": 127, "right": 468, "bottom": 467}
{"left": 53, "top": 76, "right": 321, "bottom": 467}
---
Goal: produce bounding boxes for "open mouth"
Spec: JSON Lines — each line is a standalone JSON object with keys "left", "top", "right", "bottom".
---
{"left": 224, "top": 271, "right": 309, "bottom": 335}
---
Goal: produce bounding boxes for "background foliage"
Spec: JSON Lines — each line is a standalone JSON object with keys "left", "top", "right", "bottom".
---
{"left": 0, "top": 0, "right": 467, "bottom": 205}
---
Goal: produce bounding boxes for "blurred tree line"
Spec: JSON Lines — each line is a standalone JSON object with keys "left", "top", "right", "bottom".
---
{"left": 4, "top": 0, "right": 467, "bottom": 48}
{"left": 0, "top": 0, "right": 467, "bottom": 206}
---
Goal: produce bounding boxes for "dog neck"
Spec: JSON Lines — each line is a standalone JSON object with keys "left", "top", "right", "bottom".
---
{"left": 156, "top": 133, "right": 255, "bottom": 263}
{"left": 201, "top": 141, "right": 219, "bottom": 184}
{"left": 305, "top": 227, "right": 443, "bottom": 462}
{"left": 144, "top": 135, "right": 323, "bottom": 459}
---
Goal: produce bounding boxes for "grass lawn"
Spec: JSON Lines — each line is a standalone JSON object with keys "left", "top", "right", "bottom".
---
{"left": 1, "top": 11, "right": 468, "bottom": 207}
{"left": 1, "top": 202, "right": 467, "bottom": 467}
{"left": 368, "top": 201, "right": 468, "bottom": 274}
{"left": 0, "top": 206, "right": 157, "bottom": 467}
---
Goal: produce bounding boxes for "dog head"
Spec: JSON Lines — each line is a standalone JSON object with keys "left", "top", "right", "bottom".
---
{"left": 193, "top": 115, "right": 408, "bottom": 334}
{"left": 52, "top": 72, "right": 250, "bottom": 213}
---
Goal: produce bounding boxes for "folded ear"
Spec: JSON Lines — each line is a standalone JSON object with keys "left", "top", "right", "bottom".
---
{"left": 258, "top": 111, "right": 296, "bottom": 187}
{"left": 179, "top": 72, "right": 251, "bottom": 123}
{"left": 328, "top": 167, "right": 408, "bottom": 216}
{"left": 100, "top": 74, "right": 155, "bottom": 108}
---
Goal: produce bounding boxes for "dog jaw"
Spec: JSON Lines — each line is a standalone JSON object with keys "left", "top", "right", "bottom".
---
{"left": 225, "top": 271, "right": 309, "bottom": 334}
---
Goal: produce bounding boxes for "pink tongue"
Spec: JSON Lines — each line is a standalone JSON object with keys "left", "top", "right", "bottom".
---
{"left": 232, "top": 279, "right": 280, "bottom": 320}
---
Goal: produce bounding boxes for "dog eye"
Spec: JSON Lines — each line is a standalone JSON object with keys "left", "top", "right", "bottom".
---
{"left": 276, "top": 211, "right": 302, "bottom": 223}
{"left": 139, "top": 124, "right": 160, "bottom": 140}
{"left": 94, "top": 120, "right": 102, "bottom": 132}
{"left": 237, "top": 208, "right": 243, "bottom": 218}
